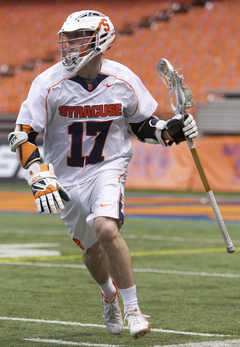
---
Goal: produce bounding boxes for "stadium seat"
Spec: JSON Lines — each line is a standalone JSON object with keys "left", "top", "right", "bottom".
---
{"left": 0, "top": 0, "right": 239, "bottom": 122}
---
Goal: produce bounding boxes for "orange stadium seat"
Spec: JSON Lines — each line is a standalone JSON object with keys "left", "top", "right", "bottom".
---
{"left": 0, "top": 0, "right": 239, "bottom": 117}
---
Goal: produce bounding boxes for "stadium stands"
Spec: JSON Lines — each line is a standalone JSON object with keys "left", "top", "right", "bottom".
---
{"left": 0, "top": 0, "right": 239, "bottom": 137}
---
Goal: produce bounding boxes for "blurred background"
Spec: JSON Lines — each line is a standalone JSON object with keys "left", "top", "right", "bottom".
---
{"left": 0, "top": 0, "right": 240, "bottom": 192}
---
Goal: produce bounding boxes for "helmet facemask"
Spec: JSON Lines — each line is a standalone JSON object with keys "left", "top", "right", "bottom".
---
{"left": 58, "top": 30, "right": 99, "bottom": 73}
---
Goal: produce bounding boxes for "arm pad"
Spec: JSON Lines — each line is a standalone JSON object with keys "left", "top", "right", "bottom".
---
{"left": 129, "top": 116, "right": 167, "bottom": 146}
{"left": 8, "top": 125, "right": 41, "bottom": 169}
{"left": 8, "top": 131, "right": 28, "bottom": 152}
{"left": 129, "top": 114, "right": 197, "bottom": 147}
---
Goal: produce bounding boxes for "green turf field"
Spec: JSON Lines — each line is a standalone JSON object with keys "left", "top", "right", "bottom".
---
{"left": 0, "top": 210, "right": 240, "bottom": 347}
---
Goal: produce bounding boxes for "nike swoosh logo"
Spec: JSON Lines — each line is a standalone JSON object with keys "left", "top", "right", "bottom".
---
{"left": 106, "top": 84, "right": 115, "bottom": 88}
{"left": 100, "top": 203, "right": 111, "bottom": 207}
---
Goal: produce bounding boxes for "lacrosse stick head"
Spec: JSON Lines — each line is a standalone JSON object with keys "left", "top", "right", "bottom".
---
{"left": 157, "top": 58, "right": 195, "bottom": 115}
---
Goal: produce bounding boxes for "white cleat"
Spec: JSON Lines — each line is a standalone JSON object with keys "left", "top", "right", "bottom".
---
{"left": 101, "top": 284, "right": 123, "bottom": 335}
{"left": 124, "top": 308, "right": 151, "bottom": 339}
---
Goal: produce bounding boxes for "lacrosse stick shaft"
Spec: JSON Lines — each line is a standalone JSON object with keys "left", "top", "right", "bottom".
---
{"left": 157, "top": 58, "right": 234, "bottom": 253}
{"left": 186, "top": 138, "right": 235, "bottom": 253}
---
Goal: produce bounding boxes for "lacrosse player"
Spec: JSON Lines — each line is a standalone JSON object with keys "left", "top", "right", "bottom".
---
{"left": 8, "top": 10, "right": 198, "bottom": 339}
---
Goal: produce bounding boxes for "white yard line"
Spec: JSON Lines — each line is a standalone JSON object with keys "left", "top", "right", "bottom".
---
{"left": 0, "top": 261, "right": 87, "bottom": 269}
{"left": 1, "top": 227, "right": 240, "bottom": 245}
{"left": 150, "top": 328, "right": 229, "bottom": 337}
{"left": 0, "top": 317, "right": 230, "bottom": 338}
{"left": 23, "top": 338, "right": 122, "bottom": 346}
{"left": 1, "top": 261, "right": 240, "bottom": 279}
{"left": 123, "top": 234, "right": 240, "bottom": 245}
{"left": 0, "top": 317, "right": 106, "bottom": 328}
{"left": 0, "top": 243, "right": 60, "bottom": 249}
{"left": 156, "top": 340, "right": 240, "bottom": 347}
{"left": 133, "top": 268, "right": 240, "bottom": 278}
{"left": 22, "top": 338, "right": 240, "bottom": 347}
{"left": 0, "top": 243, "right": 60, "bottom": 259}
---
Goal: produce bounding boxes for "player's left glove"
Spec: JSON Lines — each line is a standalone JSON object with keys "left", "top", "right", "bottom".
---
{"left": 24, "top": 163, "right": 71, "bottom": 214}
{"left": 161, "top": 114, "right": 198, "bottom": 145}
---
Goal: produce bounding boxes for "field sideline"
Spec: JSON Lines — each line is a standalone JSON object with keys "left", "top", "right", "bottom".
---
{"left": 1, "top": 190, "right": 240, "bottom": 222}
{"left": 0, "top": 190, "right": 240, "bottom": 346}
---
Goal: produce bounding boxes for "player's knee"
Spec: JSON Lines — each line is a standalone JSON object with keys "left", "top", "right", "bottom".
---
{"left": 94, "top": 216, "right": 119, "bottom": 244}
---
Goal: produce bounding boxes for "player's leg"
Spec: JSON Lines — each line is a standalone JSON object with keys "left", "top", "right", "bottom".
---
{"left": 61, "top": 175, "right": 150, "bottom": 338}
{"left": 86, "top": 171, "right": 135, "bottom": 290}
{"left": 94, "top": 216, "right": 150, "bottom": 338}
{"left": 60, "top": 187, "right": 123, "bottom": 335}
{"left": 94, "top": 216, "right": 135, "bottom": 289}
{"left": 82, "top": 239, "right": 123, "bottom": 335}
{"left": 60, "top": 183, "right": 124, "bottom": 334}
{"left": 87, "top": 170, "right": 151, "bottom": 338}
{"left": 81, "top": 241, "right": 109, "bottom": 285}
{"left": 83, "top": 217, "right": 145, "bottom": 337}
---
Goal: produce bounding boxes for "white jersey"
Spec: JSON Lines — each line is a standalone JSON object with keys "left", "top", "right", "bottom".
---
{"left": 17, "top": 58, "right": 158, "bottom": 188}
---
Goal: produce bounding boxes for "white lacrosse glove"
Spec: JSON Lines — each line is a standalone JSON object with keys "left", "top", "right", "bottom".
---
{"left": 160, "top": 114, "right": 198, "bottom": 145}
{"left": 181, "top": 114, "right": 198, "bottom": 139}
{"left": 24, "top": 163, "right": 71, "bottom": 214}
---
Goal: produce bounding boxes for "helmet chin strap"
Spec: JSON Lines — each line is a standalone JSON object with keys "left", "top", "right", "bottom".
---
{"left": 77, "top": 53, "right": 102, "bottom": 79}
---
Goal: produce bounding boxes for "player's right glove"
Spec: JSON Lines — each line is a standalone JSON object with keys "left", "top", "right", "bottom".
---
{"left": 24, "top": 163, "right": 71, "bottom": 214}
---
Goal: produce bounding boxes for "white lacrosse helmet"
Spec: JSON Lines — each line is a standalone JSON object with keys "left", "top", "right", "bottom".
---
{"left": 58, "top": 10, "right": 115, "bottom": 73}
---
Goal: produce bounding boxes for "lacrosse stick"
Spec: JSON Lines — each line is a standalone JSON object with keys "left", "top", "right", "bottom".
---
{"left": 157, "top": 58, "right": 235, "bottom": 253}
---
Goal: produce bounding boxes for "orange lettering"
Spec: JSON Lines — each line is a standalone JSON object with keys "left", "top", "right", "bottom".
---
{"left": 59, "top": 106, "right": 67, "bottom": 117}
{"left": 100, "top": 18, "right": 110, "bottom": 32}
{"left": 32, "top": 174, "right": 41, "bottom": 183}
{"left": 116, "top": 103, "right": 122, "bottom": 115}
{"left": 108, "top": 104, "right": 115, "bottom": 116}
{"left": 99, "top": 105, "right": 108, "bottom": 117}
{"left": 92, "top": 105, "right": 100, "bottom": 117}
{"left": 59, "top": 104, "right": 123, "bottom": 119}
{"left": 67, "top": 106, "right": 75, "bottom": 118}
{"left": 73, "top": 238, "right": 85, "bottom": 250}
{"left": 75, "top": 106, "right": 83, "bottom": 118}
{"left": 84, "top": 106, "right": 91, "bottom": 118}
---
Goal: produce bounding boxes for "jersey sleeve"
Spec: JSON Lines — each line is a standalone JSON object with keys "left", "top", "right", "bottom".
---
{"left": 123, "top": 69, "right": 158, "bottom": 124}
{"left": 16, "top": 75, "right": 50, "bottom": 133}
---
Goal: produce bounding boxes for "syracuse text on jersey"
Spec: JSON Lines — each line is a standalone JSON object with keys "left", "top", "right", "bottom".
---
{"left": 59, "top": 103, "right": 122, "bottom": 119}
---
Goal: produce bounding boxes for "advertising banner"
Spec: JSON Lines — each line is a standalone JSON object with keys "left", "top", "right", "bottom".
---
{"left": 126, "top": 136, "right": 240, "bottom": 192}
{"left": 0, "top": 137, "right": 240, "bottom": 192}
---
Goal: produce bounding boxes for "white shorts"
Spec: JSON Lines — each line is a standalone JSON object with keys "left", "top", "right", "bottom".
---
{"left": 60, "top": 169, "right": 127, "bottom": 253}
